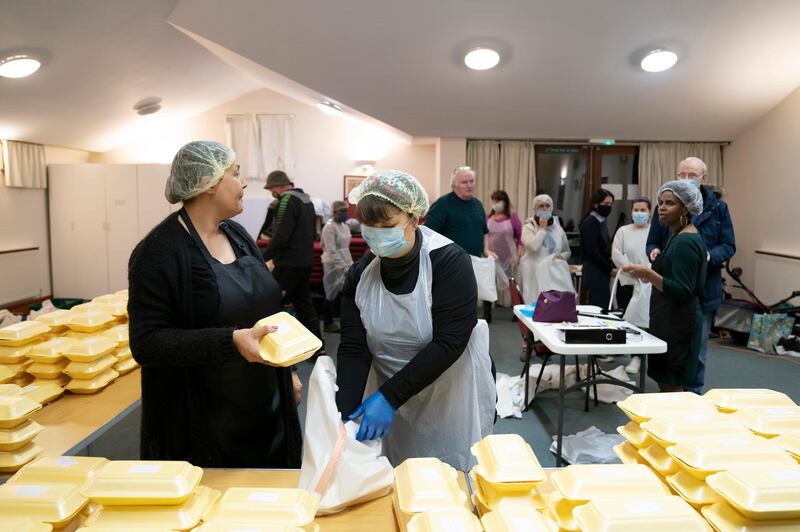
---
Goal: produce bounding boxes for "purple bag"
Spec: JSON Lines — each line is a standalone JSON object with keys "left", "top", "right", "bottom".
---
{"left": 532, "top": 290, "right": 578, "bottom": 323}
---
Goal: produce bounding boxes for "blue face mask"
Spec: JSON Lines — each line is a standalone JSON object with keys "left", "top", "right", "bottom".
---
{"left": 336, "top": 211, "right": 348, "bottom": 223}
{"left": 362, "top": 218, "right": 412, "bottom": 257}
{"left": 687, "top": 178, "right": 699, "bottom": 188}
{"left": 632, "top": 212, "right": 649, "bottom": 225}
{"left": 535, "top": 210, "right": 553, "bottom": 219}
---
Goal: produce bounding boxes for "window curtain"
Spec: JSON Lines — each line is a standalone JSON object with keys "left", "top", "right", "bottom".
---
{"left": 2, "top": 140, "right": 46, "bottom": 189}
{"left": 257, "top": 114, "right": 295, "bottom": 175}
{"left": 467, "top": 140, "right": 536, "bottom": 219}
{"left": 638, "top": 142, "right": 724, "bottom": 201}
{"left": 225, "top": 115, "right": 263, "bottom": 181}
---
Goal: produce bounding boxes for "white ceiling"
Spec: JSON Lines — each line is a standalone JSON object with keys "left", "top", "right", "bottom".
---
{"left": 2, "top": 0, "right": 800, "bottom": 152}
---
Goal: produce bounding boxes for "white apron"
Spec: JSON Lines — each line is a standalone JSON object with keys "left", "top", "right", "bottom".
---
{"left": 355, "top": 226, "right": 495, "bottom": 470}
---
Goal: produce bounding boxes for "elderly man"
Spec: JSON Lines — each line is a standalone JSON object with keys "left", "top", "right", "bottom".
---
{"left": 646, "top": 156, "right": 736, "bottom": 394}
{"left": 425, "top": 166, "right": 497, "bottom": 322}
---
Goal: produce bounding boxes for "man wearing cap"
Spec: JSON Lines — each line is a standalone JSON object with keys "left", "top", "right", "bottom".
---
{"left": 262, "top": 170, "right": 322, "bottom": 344}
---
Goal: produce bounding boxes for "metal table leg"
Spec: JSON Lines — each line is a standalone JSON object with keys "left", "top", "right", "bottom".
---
{"left": 522, "top": 331, "right": 534, "bottom": 410}
{"left": 639, "top": 354, "right": 648, "bottom": 392}
{"left": 556, "top": 355, "right": 566, "bottom": 467}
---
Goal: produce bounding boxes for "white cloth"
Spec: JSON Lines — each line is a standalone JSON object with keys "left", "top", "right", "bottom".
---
{"left": 471, "top": 255, "right": 498, "bottom": 302}
{"left": 611, "top": 224, "right": 650, "bottom": 286}
{"left": 519, "top": 218, "right": 573, "bottom": 304}
{"left": 355, "top": 226, "right": 495, "bottom": 470}
{"left": 320, "top": 220, "right": 353, "bottom": 300}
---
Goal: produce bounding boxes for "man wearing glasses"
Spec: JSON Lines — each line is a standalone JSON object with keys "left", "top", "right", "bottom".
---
{"left": 646, "top": 156, "right": 736, "bottom": 394}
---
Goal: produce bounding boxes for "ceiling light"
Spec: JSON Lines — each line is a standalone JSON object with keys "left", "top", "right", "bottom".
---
{"left": 133, "top": 97, "right": 163, "bottom": 116}
{"left": 317, "top": 101, "right": 343, "bottom": 116}
{"left": 0, "top": 55, "right": 41, "bottom": 78}
{"left": 464, "top": 48, "right": 500, "bottom": 71}
{"left": 640, "top": 49, "right": 678, "bottom": 73}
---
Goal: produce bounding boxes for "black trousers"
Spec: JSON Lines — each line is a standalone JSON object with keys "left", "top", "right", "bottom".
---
{"left": 272, "top": 266, "right": 322, "bottom": 341}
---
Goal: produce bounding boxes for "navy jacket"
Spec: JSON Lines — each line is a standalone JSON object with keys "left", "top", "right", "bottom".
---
{"left": 647, "top": 184, "right": 736, "bottom": 313}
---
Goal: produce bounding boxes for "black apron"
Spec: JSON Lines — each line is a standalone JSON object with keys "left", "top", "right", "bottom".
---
{"left": 179, "top": 209, "right": 302, "bottom": 468}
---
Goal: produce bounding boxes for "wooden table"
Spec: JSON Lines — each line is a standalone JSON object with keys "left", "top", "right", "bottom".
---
{"left": 201, "top": 468, "right": 470, "bottom": 532}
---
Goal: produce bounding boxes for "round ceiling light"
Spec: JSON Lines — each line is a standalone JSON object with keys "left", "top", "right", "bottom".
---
{"left": 0, "top": 55, "right": 41, "bottom": 78}
{"left": 316, "top": 101, "right": 343, "bottom": 116}
{"left": 133, "top": 97, "right": 163, "bottom": 116}
{"left": 640, "top": 49, "right": 678, "bottom": 73}
{"left": 464, "top": 48, "right": 500, "bottom": 71}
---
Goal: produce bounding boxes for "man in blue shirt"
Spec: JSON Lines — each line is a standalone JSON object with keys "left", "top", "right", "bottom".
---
{"left": 647, "top": 157, "right": 736, "bottom": 393}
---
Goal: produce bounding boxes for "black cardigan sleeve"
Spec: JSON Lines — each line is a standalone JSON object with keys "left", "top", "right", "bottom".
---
{"left": 128, "top": 220, "right": 241, "bottom": 367}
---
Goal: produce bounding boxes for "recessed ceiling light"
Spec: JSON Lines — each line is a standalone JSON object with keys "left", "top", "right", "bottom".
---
{"left": 316, "top": 101, "right": 343, "bottom": 116}
{"left": 0, "top": 55, "right": 41, "bottom": 78}
{"left": 464, "top": 48, "right": 500, "bottom": 71}
{"left": 133, "top": 97, "right": 163, "bottom": 116}
{"left": 640, "top": 49, "right": 678, "bottom": 73}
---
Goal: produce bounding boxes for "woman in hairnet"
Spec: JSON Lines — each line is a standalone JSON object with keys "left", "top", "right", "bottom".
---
{"left": 320, "top": 200, "right": 353, "bottom": 332}
{"left": 518, "top": 193, "right": 574, "bottom": 305}
{"left": 128, "top": 141, "right": 302, "bottom": 467}
{"left": 335, "top": 170, "right": 495, "bottom": 470}
{"left": 623, "top": 181, "right": 707, "bottom": 392}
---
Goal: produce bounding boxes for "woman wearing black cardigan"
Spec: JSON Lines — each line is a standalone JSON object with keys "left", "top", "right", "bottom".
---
{"left": 128, "top": 141, "right": 302, "bottom": 468}
{"left": 579, "top": 189, "right": 617, "bottom": 309}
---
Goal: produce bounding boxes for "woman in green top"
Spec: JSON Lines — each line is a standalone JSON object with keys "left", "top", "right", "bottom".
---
{"left": 624, "top": 180, "right": 707, "bottom": 392}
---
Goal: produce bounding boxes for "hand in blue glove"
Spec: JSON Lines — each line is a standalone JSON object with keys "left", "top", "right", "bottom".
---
{"left": 348, "top": 391, "right": 395, "bottom": 441}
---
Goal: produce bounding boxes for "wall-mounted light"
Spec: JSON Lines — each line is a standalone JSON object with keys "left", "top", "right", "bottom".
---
{"left": 0, "top": 54, "right": 41, "bottom": 78}
{"left": 316, "top": 101, "right": 343, "bottom": 116}
{"left": 640, "top": 49, "right": 678, "bottom": 72}
{"left": 464, "top": 48, "right": 500, "bottom": 71}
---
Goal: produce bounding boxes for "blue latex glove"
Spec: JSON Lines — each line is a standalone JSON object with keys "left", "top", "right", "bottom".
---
{"left": 348, "top": 391, "right": 395, "bottom": 441}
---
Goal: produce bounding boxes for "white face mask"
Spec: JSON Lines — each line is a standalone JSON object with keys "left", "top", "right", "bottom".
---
{"left": 492, "top": 201, "right": 505, "bottom": 212}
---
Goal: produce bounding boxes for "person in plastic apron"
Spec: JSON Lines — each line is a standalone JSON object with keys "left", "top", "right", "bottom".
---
{"left": 336, "top": 170, "right": 495, "bottom": 471}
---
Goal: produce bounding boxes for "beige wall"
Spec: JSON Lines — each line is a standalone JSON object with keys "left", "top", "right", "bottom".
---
{"left": 724, "top": 86, "right": 800, "bottom": 291}
{"left": 0, "top": 145, "right": 92, "bottom": 303}
{"left": 98, "top": 88, "right": 438, "bottom": 203}
{"left": 436, "top": 137, "right": 467, "bottom": 197}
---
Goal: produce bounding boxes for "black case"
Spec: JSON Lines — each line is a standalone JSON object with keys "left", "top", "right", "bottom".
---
{"left": 559, "top": 327, "right": 627, "bottom": 344}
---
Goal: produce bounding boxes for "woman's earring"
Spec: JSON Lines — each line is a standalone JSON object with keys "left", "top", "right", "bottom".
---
{"left": 680, "top": 213, "right": 688, "bottom": 227}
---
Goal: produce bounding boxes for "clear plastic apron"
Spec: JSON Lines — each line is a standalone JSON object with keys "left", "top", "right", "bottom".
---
{"left": 355, "top": 226, "right": 495, "bottom": 470}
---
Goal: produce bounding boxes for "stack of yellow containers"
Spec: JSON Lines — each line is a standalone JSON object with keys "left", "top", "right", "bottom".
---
{"left": 199, "top": 487, "right": 321, "bottom": 530}
{"left": 1, "top": 320, "right": 52, "bottom": 387}
{"left": 63, "top": 337, "right": 120, "bottom": 394}
{"left": 99, "top": 324, "right": 138, "bottom": 375}
{"left": 0, "top": 476, "right": 89, "bottom": 531}
{"left": 0, "top": 385, "right": 44, "bottom": 473}
{"left": 391, "top": 457, "right": 470, "bottom": 531}
{"left": 80, "top": 460, "right": 219, "bottom": 530}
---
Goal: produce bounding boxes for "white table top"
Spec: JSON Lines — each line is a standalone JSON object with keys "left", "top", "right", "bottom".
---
{"left": 513, "top": 304, "right": 668, "bottom": 355}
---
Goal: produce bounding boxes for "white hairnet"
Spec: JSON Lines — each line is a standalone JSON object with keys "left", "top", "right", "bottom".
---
{"left": 659, "top": 180, "right": 703, "bottom": 216}
{"left": 348, "top": 169, "right": 429, "bottom": 217}
{"left": 165, "top": 141, "right": 236, "bottom": 204}
{"left": 532, "top": 194, "right": 554, "bottom": 212}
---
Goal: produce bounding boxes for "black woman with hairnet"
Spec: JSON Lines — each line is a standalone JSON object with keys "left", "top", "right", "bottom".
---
{"left": 335, "top": 170, "right": 495, "bottom": 470}
{"left": 128, "top": 140, "right": 302, "bottom": 467}
{"left": 623, "top": 180, "right": 708, "bottom": 392}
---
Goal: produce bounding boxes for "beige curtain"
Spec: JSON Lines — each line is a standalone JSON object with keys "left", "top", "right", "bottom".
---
{"left": 467, "top": 140, "right": 536, "bottom": 218}
{"left": 638, "top": 142, "right": 724, "bottom": 201}
{"left": 2, "top": 140, "right": 46, "bottom": 189}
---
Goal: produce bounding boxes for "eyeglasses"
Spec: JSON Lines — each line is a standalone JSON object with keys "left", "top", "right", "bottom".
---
{"left": 677, "top": 172, "right": 703, "bottom": 179}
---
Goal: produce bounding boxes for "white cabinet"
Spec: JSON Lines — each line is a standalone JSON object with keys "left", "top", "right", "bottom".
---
{"left": 48, "top": 164, "right": 171, "bottom": 299}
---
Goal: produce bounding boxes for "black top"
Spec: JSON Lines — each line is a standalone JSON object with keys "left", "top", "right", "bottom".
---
{"left": 262, "top": 189, "right": 316, "bottom": 267}
{"left": 579, "top": 213, "right": 614, "bottom": 273}
{"left": 335, "top": 228, "right": 478, "bottom": 416}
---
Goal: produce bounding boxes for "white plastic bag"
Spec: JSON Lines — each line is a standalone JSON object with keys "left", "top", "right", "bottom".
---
{"left": 471, "top": 255, "right": 498, "bottom": 302}
{"left": 495, "top": 373, "right": 525, "bottom": 419}
{"left": 27, "top": 300, "right": 57, "bottom": 320}
{"left": 0, "top": 309, "right": 22, "bottom": 328}
{"left": 549, "top": 426, "right": 625, "bottom": 464}
{"left": 297, "top": 356, "right": 394, "bottom": 515}
{"left": 610, "top": 269, "right": 651, "bottom": 329}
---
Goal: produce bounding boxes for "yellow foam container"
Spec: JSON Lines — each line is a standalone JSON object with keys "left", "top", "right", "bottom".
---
{"left": 407, "top": 507, "right": 482, "bottom": 532}
{"left": 65, "top": 368, "right": 118, "bottom": 394}
{"left": 204, "top": 487, "right": 320, "bottom": 526}
{"left": 573, "top": 496, "right": 712, "bottom": 532}
{"left": 666, "top": 470, "right": 723, "bottom": 509}
{"left": 112, "top": 345, "right": 131, "bottom": 361}
{"left": 734, "top": 406, "right": 800, "bottom": 437}
{"left": 99, "top": 324, "right": 129, "bottom": 345}
{"left": 193, "top": 525, "right": 308, "bottom": 532}
{"left": 84, "top": 485, "right": 220, "bottom": 530}
{"left": 81, "top": 460, "right": 203, "bottom": 506}
{"left": 13, "top": 373, "right": 35, "bottom": 387}
{"left": 20, "top": 382, "right": 64, "bottom": 405}
{"left": 0, "top": 482, "right": 88, "bottom": 527}
{"left": 471, "top": 434, "right": 545, "bottom": 486}
{"left": 27, "top": 360, "right": 69, "bottom": 379}
{"left": 774, "top": 431, "right": 800, "bottom": 461}
{"left": 703, "top": 389, "right": 796, "bottom": 413}
{"left": 393, "top": 457, "right": 467, "bottom": 531}
{"left": 63, "top": 354, "right": 116, "bottom": 379}
{"left": 254, "top": 312, "right": 322, "bottom": 366}
{"left": 641, "top": 412, "right": 752, "bottom": 447}
{"left": 69, "top": 303, "right": 106, "bottom": 314}
{"left": 27, "top": 338, "right": 76, "bottom": 364}
{"left": 76, "top": 528, "right": 175, "bottom": 532}
{"left": 33, "top": 310, "right": 74, "bottom": 332}
{"left": 639, "top": 443, "right": 681, "bottom": 476}
{"left": 705, "top": 465, "right": 800, "bottom": 520}
{"left": 65, "top": 312, "right": 115, "bottom": 333}
{"left": 468, "top": 468, "right": 544, "bottom": 511}
{"left": 0, "top": 442, "right": 44, "bottom": 472}
{"left": 545, "top": 491, "right": 582, "bottom": 531}
{"left": 113, "top": 356, "right": 138, "bottom": 375}
{"left": 63, "top": 337, "right": 118, "bottom": 363}
{"left": 471, "top": 491, "right": 491, "bottom": 518}
{"left": 701, "top": 501, "right": 800, "bottom": 532}
{"left": 618, "top": 392, "right": 717, "bottom": 424}
{"left": 3, "top": 358, "right": 34, "bottom": 375}
{"left": 97, "top": 302, "right": 127, "bottom": 318}
{"left": 0, "top": 322, "right": 51, "bottom": 347}
{"left": 0, "top": 344, "right": 35, "bottom": 364}
{"left": 666, "top": 435, "right": 797, "bottom": 480}
{"left": 0, "top": 420, "right": 43, "bottom": 452}
{"left": 480, "top": 506, "right": 553, "bottom": 532}
{"left": 613, "top": 441, "right": 647, "bottom": 465}
{"left": 617, "top": 421, "right": 655, "bottom": 449}
{"left": 0, "top": 519, "right": 52, "bottom": 532}
{"left": 114, "top": 289, "right": 129, "bottom": 298}
{"left": 32, "top": 375, "right": 71, "bottom": 389}
{"left": 550, "top": 464, "right": 671, "bottom": 502}
{"left": 8, "top": 456, "right": 109, "bottom": 487}
{"left": 0, "top": 394, "right": 42, "bottom": 428}
{"left": 0, "top": 365, "right": 14, "bottom": 383}
{"left": 92, "top": 294, "right": 125, "bottom": 305}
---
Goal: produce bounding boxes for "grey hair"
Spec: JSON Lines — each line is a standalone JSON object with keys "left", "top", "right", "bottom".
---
{"left": 451, "top": 166, "right": 476, "bottom": 187}
{"left": 680, "top": 157, "right": 708, "bottom": 177}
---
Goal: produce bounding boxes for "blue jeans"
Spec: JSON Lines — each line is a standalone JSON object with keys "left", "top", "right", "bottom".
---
{"left": 687, "top": 311, "right": 715, "bottom": 394}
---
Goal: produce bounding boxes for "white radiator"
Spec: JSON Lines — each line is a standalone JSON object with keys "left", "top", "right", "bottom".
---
{"left": 0, "top": 247, "right": 41, "bottom": 306}
{"left": 754, "top": 250, "right": 800, "bottom": 306}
